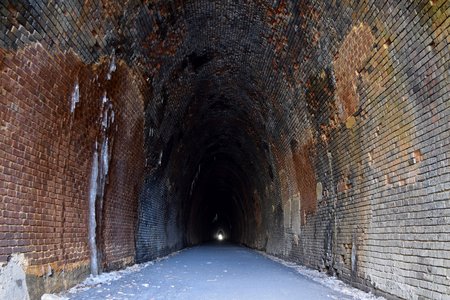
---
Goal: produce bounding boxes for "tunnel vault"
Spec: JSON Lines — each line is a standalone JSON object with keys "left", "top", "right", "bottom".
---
{"left": 1, "top": 1, "right": 449, "bottom": 299}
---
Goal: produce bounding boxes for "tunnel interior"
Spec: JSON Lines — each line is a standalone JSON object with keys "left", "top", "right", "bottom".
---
{"left": 0, "top": 1, "right": 449, "bottom": 299}
{"left": 134, "top": 3, "right": 290, "bottom": 257}
{"left": 143, "top": 72, "right": 274, "bottom": 249}
{"left": 177, "top": 83, "right": 271, "bottom": 246}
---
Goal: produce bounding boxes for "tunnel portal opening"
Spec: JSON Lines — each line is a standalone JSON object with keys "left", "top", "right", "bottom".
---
{"left": 136, "top": 82, "right": 275, "bottom": 261}
{"left": 158, "top": 80, "right": 273, "bottom": 249}
{"left": 186, "top": 154, "right": 247, "bottom": 245}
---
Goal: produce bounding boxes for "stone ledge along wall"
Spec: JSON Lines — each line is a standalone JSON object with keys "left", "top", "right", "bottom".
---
{"left": 1, "top": 1, "right": 449, "bottom": 300}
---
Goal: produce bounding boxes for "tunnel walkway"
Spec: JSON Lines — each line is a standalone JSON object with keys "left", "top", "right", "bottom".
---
{"left": 61, "top": 244, "right": 375, "bottom": 300}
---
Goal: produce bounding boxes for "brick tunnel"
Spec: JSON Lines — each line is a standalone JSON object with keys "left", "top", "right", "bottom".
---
{"left": 0, "top": 1, "right": 449, "bottom": 299}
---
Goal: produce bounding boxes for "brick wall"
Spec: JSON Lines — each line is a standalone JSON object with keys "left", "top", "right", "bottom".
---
{"left": 1, "top": 44, "right": 91, "bottom": 272}
{"left": 0, "top": 41, "right": 146, "bottom": 297}
{"left": 101, "top": 65, "right": 145, "bottom": 271}
{"left": 1, "top": 1, "right": 449, "bottom": 300}
{"left": 0, "top": 0, "right": 155, "bottom": 297}
{"left": 261, "top": 1, "right": 450, "bottom": 299}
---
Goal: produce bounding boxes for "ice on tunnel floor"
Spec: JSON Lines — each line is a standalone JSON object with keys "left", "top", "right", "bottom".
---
{"left": 45, "top": 246, "right": 386, "bottom": 300}
{"left": 260, "top": 252, "right": 384, "bottom": 300}
{"left": 43, "top": 250, "right": 182, "bottom": 299}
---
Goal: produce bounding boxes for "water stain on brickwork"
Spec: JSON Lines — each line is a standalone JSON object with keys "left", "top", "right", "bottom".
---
{"left": 333, "top": 23, "right": 374, "bottom": 123}
{"left": 266, "top": 0, "right": 292, "bottom": 58}
{"left": 290, "top": 139, "right": 317, "bottom": 225}
{"left": 304, "top": 68, "right": 338, "bottom": 146}
{"left": 142, "top": 4, "right": 186, "bottom": 77}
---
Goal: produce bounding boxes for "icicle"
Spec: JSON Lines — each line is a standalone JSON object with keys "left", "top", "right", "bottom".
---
{"left": 70, "top": 80, "right": 79, "bottom": 113}
{"left": 106, "top": 50, "right": 116, "bottom": 80}
{"left": 101, "top": 93, "right": 109, "bottom": 130}
{"left": 88, "top": 147, "right": 99, "bottom": 276}
{"left": 102, "top": 110, "right": 109, "bottom": 130}
{"left": 102, "top": 92, "right": 108, "bottom": 104}
{"left": 101, "top": 137, "right": 109, "bottom": 177}
{"left": 158, "top": 151, "right": 163, "bottom": 166}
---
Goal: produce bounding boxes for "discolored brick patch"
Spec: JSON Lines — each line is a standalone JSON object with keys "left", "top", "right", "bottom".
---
{"left": 290, "top": 140, "right": 317, "bottom": 224}
{"left": 333, "top": 23, "right": 374, "bottom": 122}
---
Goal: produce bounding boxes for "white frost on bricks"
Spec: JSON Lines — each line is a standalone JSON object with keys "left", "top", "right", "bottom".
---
{"left": 70, "top": 80, "right": 79, "bottom": 113}
{"left": 106, "top": 50, "right": 116, "bottom": 80}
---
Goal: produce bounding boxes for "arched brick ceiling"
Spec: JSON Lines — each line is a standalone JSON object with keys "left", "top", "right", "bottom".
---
{"left": 1, "top": 1, "right": 448, "bottom": 298}
{"left": 136, "top": 1, "right": 311, "bottom": 244}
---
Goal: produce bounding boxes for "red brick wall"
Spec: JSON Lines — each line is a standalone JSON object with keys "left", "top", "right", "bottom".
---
{"left": 0, "top": 42, "right": 145, "bottom": 295}
{"left": 0, "top": 45, "right": 90, "bottom": 270}
{"left": 101, "top": 62, "right": 145, "bottom": 271}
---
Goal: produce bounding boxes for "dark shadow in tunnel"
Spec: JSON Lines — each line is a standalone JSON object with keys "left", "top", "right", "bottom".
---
{"left": 174, "top": 86, "right": 273, "bottom": 249}
{"left": 186, "top": 153, "right": 249, "bottom": 245}
{"left": 138, "top": 73, "right": 273, "bottom": 255}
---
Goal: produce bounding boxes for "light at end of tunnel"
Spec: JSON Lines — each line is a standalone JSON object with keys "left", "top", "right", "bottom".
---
{"left": 216, "top": 230, "right": 225, "bottom": 241}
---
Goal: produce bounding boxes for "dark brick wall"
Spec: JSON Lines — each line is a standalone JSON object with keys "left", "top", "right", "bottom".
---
{"left": 256, "top": 1, "right": 450, "bottom": 299}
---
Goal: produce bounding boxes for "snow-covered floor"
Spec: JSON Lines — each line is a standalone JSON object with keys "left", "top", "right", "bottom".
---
{"left": 46, "top": 244, "right": 384, "bottom": 300}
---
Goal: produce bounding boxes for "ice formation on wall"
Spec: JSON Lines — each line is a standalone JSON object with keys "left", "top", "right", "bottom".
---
{"left": 88, "top": 146, "right": 99, "bottom": 276}
{"left": 88, "top": 93, "right": 116, "bottom": 276}
{"left": 70, "top": 80, "right": 80, "bottom": 113}
{"left": 106, "top": 50, "right": 116, "bottom": 80}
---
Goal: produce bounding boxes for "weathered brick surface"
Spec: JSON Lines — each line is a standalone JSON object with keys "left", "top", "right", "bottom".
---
{"left": 0, "top": 45, "right": 89, "bottom": 269}
{"left": 1, "top": 13, "right": 146, "bottom": 297}
{"left": 262, "top": 1, "right": 450, "bottom": 299}
{"left": 1, "top": 0, "right": 449, "bottom": 299}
